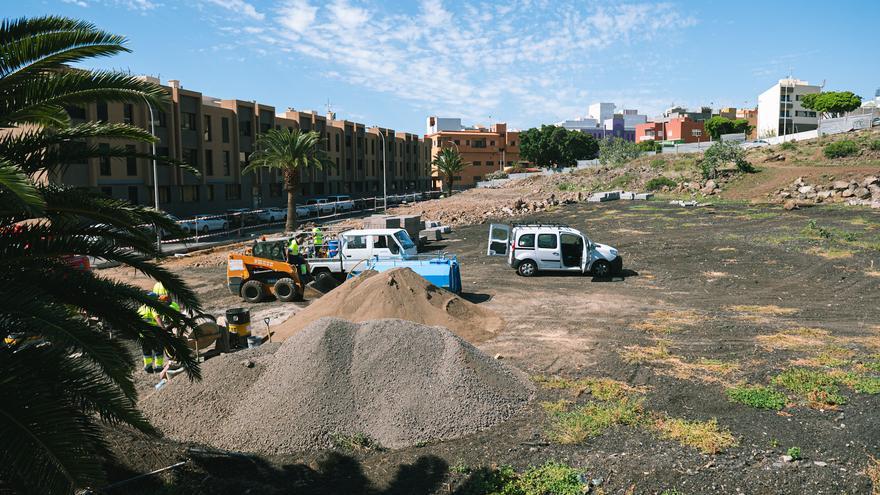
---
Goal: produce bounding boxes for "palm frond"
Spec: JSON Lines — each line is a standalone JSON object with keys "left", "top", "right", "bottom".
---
{"left": 0, "top": 158, "right": 45, "bottom": 213}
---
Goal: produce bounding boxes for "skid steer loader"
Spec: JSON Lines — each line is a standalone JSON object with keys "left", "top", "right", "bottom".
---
{"left": 227, "top": 236, "right": 308, "bottom": 303}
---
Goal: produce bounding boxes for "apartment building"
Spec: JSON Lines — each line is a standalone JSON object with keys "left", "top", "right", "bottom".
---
{"left": 635, "top": 116, "right": 705, "bottom": 144}
{"left": 424, "top": 119, "right": 520, "bottom": 189}
{"left": 54, "top": 77, "right": 432, "bottom": 217}
{"left": 757, "top": 77, "right": 820, "bottom": 138}
{"left": 558, "top": 103, "right": 646, "bottom": 142}
{"left": 736, "top": 108, "right": 759, "bottom": 140}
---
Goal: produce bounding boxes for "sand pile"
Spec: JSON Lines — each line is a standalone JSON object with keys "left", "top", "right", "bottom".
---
{"left": 142, "top": 318, "right": 532, "bottom": 454}
{"left": 273, "top": 268, "right": 504, "bottom": 344}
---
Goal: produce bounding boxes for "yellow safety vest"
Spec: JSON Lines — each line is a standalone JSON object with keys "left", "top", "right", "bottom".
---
{"left": 313, "top": 229, "right": 323, "bottom": 246}
{"left": 288, "top": 239, "right": 300, "bottom": 255}
{"left": 152, "top": 282, "right": 168, "bottom": 295}
{"left": 138, "top": 305, "right": 159, "bottom": 326}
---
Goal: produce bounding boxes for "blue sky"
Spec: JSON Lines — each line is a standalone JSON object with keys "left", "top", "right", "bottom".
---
{"left": 11, "top": 0, "right": 880, "bottom": 134}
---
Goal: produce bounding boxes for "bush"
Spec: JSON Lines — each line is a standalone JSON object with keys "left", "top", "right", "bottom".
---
{"left": 599, "top": 138, "right": 642, "bottom": 166}
{"left": 823, "top": 140, "right": 859, "bottom": 158}
{"left": 636, "top": 140, "right": 657, "bottom": 152}
{"left": 456, "top": 462, "right": 585, "bottom": 495}
{"left": 645, "top": 176, "right": 677, "bottom": 191}
{"left": 870, "top": 139, "right": 880, "bottom": 151}
{"left": 701, "top": 141, "right": 753, "bottom": 179}
{"left": 726, "top": 385, "right": 787, "bottom": 410}
{"left": 787, "top": 446, "right": 801, "bottom": 460}
{"left": 779, "top": 141, "right": 796, "bottom": 151}
{"left": 485, "top": 170, "right": 508, "bottom": 180}
{"left": 650, "top": 158, "right": 666, "bottom": 169}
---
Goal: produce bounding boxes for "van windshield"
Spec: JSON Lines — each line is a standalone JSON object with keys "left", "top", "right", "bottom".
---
{"left": 394, "top": 231, "right": 415, "bottom": 250}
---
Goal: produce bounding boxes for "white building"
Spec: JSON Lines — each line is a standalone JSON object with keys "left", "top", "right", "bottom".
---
{"left": 860, "top": 87, "right": 880, "bottom": 109}
{"left": 757, "top": 78, "right": 821, "bottom": 138}
{"left": 588, "top": 102, "right": 615, "bottom": 124}
{"left": 620, "top": 109, "right": 647, "bottom": 130}
{"left": 557, "top": 117, "right": 599, "bottom": 131}
{"left": 426, "top": 116, "right": 464, "bottom": 134}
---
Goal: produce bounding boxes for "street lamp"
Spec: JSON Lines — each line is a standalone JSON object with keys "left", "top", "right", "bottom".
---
{"left": 373, "top": 126, "right": 387, "bottom": 213}
{"left": 143, "top": 96, "right": 161, "bottom": 254}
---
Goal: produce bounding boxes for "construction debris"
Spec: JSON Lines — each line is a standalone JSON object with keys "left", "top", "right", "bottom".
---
{"left": 143, "top": 318, "right": 532, "bottom": 454}
{"left": 272, "top": 267, "right": 503, "bottom": 344}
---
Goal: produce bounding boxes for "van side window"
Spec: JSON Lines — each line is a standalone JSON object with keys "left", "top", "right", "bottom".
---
{"left": 517, "top": 234, "right": 535, "bottom": 248}
{"left": 373, "top": 235, "right": 387, "bottom": 249}
{"left": 387, "top": 236, "right": 399, "bottom": 254}
{"left": 346, "top": 235, "right": 366, "bottom": 249}
{"left": 538, "top": 234, "right": 557, "bottom": 249}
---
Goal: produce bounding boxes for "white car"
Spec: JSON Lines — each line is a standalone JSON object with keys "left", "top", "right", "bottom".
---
{"left": 169, "top": 214, "right": 229, "bottom": 235}
{"left": 487, "top": 223, "right": 622, "bottom": 278}
{"left": 327, "top": 195, "right": 354, "bottom": 212}
{"left": 306, "top": 198, "right": 335, "bottom": 216}
{"left": 256, "top": 207, "right": 287, "bottom": 222}
{"left": 295, "top": 205, "right": 312, "bottom": 218}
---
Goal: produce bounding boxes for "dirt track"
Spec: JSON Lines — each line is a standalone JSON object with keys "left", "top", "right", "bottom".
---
{"left": 105, "top": 199, "right": 880, "bottom": 494}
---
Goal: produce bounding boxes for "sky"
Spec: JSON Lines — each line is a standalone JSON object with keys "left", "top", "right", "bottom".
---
{"left": 11, "top": 0, "right": 880, "bottom": 134}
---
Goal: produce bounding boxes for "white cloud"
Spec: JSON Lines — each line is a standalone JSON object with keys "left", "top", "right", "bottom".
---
{"left": 277, "top": 0, "right": 318, "bottom": 34}
{"left": 61, "top": 0, "right": 89, "bottom": 6}
{"left": 202, "top": 0, "right": 265, "bottom": 21}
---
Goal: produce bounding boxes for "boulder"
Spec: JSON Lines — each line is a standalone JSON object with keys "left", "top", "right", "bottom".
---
{"left": 797, "top": 185, "right": 815, "bottom": 195}
{"left": 783, "top": 200, "right": 799, "bottom": 211}
{"left": 817, "top": 191, "right": 833, "bottom": 200}
{"left": 856, "top": 187, "right": 871, "bottom": 199}
{"left": 862, "top": 176, "right": 879, "bottom": 187}
{"left": 841, "top": 189, "right": 855, "bottom": 198}
{"left": 832, "top": 180, "right": 850, "bottom": 190}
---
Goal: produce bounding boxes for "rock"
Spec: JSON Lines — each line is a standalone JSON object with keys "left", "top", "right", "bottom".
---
{"left": 813, "top": 461, "right": 827, "bottom": 467}
{"left": 797, "top": 185, "right": 814, "bottom": 194}
{"left": 705, "top": 179, "right": 717, "bottom": 190}
{"left": 832, "top": 180, "right": 850, "bottom": 190}
{"left": 856, "top": 187, "right": 871, "bottom": 199}
{"left": 862, "top": 176, "right": 879, "bottom": 187}
{"left": 240, "top": 359, "right": 255, "bottom": 368}
{"left": 493, "top": 354, "right": 503, "bottom": 360}
{"left": 781, "top": 455, "right": 794, "bottom": 463}
{"left": 783, "top": 200, "right": 798, "bottom": 211}
{"left": 841, "top": 189, "right": 855, "bottom": 198}
{"left": 817, "top": 191, "right": 833, "bottom": 200}
{"left": 780, "top": 191, "right": 792, "bottom": 199}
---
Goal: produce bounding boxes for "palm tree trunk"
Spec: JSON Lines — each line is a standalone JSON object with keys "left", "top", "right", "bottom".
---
{"left": 284, "top": 169, "right": 299, "bottom": 232}
{"left": 447, "top": 173, "right": 453, "bottom": 194}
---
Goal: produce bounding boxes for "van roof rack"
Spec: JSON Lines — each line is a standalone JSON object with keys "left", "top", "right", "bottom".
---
{"left": 512, "top": 223, "right": 571, "bottom": 228}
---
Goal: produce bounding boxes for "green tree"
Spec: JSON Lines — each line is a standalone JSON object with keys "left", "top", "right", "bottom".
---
{"left": 704, "top": 116, "right": 753, "bottom": 140}
{"left": 519, "top": 125, "right": 598, "bottom": 167}
{"left": 243, "top": 128, "right": 328, "bottom": 232}
{"left": 598, "top": 137, "right": 641, "bottom": 166}
{"left": 0, "top": 16, "right": 202, "bottom": 494}
{"left": 432, "top": 147, "right": 468, "bottom": 192}
{"left": 800, "top": 91, "right": 862, "bottom": 118}
{"left": 701, "top": 140, "right": 753, "bottom": 179}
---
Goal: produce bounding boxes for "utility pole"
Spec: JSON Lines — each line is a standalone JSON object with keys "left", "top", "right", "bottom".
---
{"left": 144, "top": 96, "right": 161, "bottom": 255}
{"left": 374, "top": 127, "right": 387, "bottom": 213}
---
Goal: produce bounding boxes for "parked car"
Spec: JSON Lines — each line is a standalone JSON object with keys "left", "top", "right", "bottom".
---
{"left": 256, "top": 207, "right": 287, "bottom": 223}
{"left": 741, "top": 139, "right": 771, "bottom": 150}
{"left": 295, "top": 205, "right": 312, "bottom": 218}
{"left": 487, "top": 223, "right": 622, "bottom": 278}
{"left": 305, "top": 198, "right": 335, "bottom": 216}
{"left": 226, "top": 208, "right": 259, "bottom": 227}
{"left": 327, "top": 195, "right": 354, "bottom": 212}
{"left": 168, "top": 214, "right": 229, "bottom": 235}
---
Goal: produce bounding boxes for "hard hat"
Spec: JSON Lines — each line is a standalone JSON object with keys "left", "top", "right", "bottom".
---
{"left": 158, "top": 294, "right": 171, "bottom": 303}
{"left": 146, "top": 291, "right": 158, "bottom": 299}
{"left": 152, "top": 282, "right": 168, "bottom": 295}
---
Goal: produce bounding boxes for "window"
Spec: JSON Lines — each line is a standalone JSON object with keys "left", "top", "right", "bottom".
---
{"left": 206, "top": 184, "right": 215, "bottom": 201}
{"left": 517, "top": 234, "right": 535, "bottom": 248}
{"left": 225, "top": 184, "right": 241, "bottom": 200}
{"left": 99, "top": 143, "right": 111, "bottom": 175}
{"left": 221, "top": 117, "right": 230, "bottom": 142}
{"left": 473, "top": 161, "right": 482, "bottom": 166}
{"left": 205, "top": 150, "right": 214, "bottom": 175}
{"left": 473, "top": 139, "right": 486, "bottom": 148}
{"left": 346, "top": 158, "right": 351, "bottom": 170}
{"left": 158, "top": 186, "right": 170, "bottom": 204}
{"left": 183, "top": 148, "right": 198, "bottom": 168}
{"left": 538, "top": 233, "right": 557, "bottom": 249}
{"left": 127, "top": 186, "right": 138, "bottom": 204}
{"left": 100, "top": 186, "right": 112, "bottom": 197}
{"left": 240, "top": 121, "right": 251, "bottom": 137}
{"left": 345, "top": 134, "right": 351, "bottom": 147}
{"left": 156, "top": 110, "right": 167, "bottom": 128}
{"left": 510, "top": 140, "right": 516, "bottom": 146}
{"left": 180, "top": 185, "right": 200, "bottom": 203}
{"left": 358, "top": 159, "right": 363, "bottom": 170}
{"left": 454, "top": 139, "right": 460, "bottom": 145}
{"left": 157, "top": 146, "right": 170, "bottom": 158}
{"left": 204, "top": 115, "right": 212, "bottom": 141}
{"left": 335, "top": 134, "right": 340, "bottom": 151}
{"left": 345, "top": 235, "right": 367, "bottom": 249}
{"left": 269, "top": 183, "right": 282, "bottom": 197}
{"left": 123, "top": 104, "right": 133, "bottom": 124}
{"left": 223, "top": 151, "right": 231, "bottom": 176}
{"left": 490, "top": 140, "right": 495, "bottom": 146}
{"left": 97, "top": 102, "right": 108, "bottom": 122}
{"left": 66, "top": 105, "right": 87, "bottom": 120}
{"left": 373, "top": 235, "right": 387, "bottom": 249}
{"left": 181, "top": 112, "right": 196, "bottom": 130}
{"left": 486, "top": 161, "right": 493, "bottom": 167}
{"left": 125, "top": 145, "right": 137, "bottom": 176}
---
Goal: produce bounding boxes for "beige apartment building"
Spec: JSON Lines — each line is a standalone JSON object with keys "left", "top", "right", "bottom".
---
{"left": 56, "top": 77, "right": 432, "bottom": 217}
{"left": 424, "top": 118, "right": 520, "bottom": 189}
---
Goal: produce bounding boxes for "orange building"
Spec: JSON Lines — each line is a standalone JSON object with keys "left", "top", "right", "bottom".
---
{"left": 736, "top": 108, "right": 758, "bottom": 140}
{"left": 635, "top": 116, "right": 706, "bottom": 144}
{"left": 424, "top": 119, "right": 520, "bottom": 189}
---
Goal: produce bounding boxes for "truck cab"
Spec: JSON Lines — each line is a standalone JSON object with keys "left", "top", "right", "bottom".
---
{"left": 487, "top": 223, "right": 622, "bottom": 278}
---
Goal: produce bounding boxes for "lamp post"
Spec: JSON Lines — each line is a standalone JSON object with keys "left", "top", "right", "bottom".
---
{"left": 143, "top": 96, "right": 161, "bottom": 254}
{"left": 373, "top": 126, "right": 387, "bottom": 213}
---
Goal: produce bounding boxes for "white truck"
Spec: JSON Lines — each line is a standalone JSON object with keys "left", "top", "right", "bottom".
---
{"left": 487, "top": 223, "right": 622, "bottom": 278}
{"left": 305, "top": 228, "right": 418, "bottom": 288}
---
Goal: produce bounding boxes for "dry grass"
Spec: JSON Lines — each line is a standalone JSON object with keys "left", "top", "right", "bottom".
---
{"left": 867, "top": 455, "right": 880, "bottom": 495}
{"left": 532, "top": 375, "right": 647, "bottom": 400}
{"left": 621, "top": 343, "right": 739, "bottom": 385}
{"left": 703, "top": 271, "right": 728, "bottom": 280}
{"left": 757, "top": 327, "right": 832, "bottom": 351}
{"left": 650, "top": 416, "right": 737, "bottom": 454}
{"left": 544, "top": 398, "right": 644, "bottom": 444}
{"left": 727, "top": 305, "right": 799, "bottom": 316}
{"left": 621, "top": 342, "right": 671, "bottom": 363}
{"left": 630, "top": 309, "right": 702, "bottom": 334}
{"left": 714, "top": 247, "right": 737, "bottom": 252}
{"left": 807, "top": 246, "right": 855, "bottom": 259}
{"left": 866, "top": 270, "right": 880, "bottom": 278}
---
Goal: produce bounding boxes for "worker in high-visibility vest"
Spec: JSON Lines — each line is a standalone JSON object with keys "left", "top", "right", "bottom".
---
{"left": 152, "top": 281, "right": 168, "bottom": 296}
{"left": 288, "top": 236, "right": 308, "bottom": 277}
{"left": 312, "top": 227, "right": 324, "bottom": 257}
{"left": 137, "top": 292, "right": 166, "bottom": 374}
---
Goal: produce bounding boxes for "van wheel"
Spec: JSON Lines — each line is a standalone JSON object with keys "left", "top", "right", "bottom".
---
{"left": 274, "top": 278, "right": 300, "bottom": 302}
{"left": 240, "top": 280, "right": 265, "bottom": 303}
{"left": 592, "top": 260, "right": 611, "bottom": 278}
{"left": 517, "top": 260, "right": 538, "bottom": 277}
{"left": 314, "top": 271, "right": 339, "bottom": 293}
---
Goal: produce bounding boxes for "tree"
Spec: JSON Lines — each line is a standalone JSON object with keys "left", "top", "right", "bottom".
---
{"left": 598, "top": 137, "right": 641, "bottom": 166}
{"left": 0, "top": 16, "right": 202, "bottom": 494}
{"left": 704, "top": 116, "right": 753, "bottom": 140}
{"left": 519, "top": 125, "right": 598, "bottom": 168}
{"left": 432, "top": 147, "right": 468, "bottom": 193}
{"left": 800, "top": 91, "right": 862, "bottom": 118}
{"left": 701, "top": 141, "right": 753, "bottom": 179}
{"left": 243, "top": 129, "right": 328, "bottom": 232}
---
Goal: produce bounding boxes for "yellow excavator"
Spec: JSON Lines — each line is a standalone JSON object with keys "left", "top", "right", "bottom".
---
{"left": 227, "top": 236, "right": 307, "bottom": 303}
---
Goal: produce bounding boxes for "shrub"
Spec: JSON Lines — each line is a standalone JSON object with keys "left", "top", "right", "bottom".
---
{"left": 701, "top": 141, "right": 753, "bottom": 179}
{"left": 599, "top": 137, "right": 642, "bottom": 166}
{"left": 645, "top": 176, "right": 677, "bottom": 191}
{"left": 456, "top": 462, "right": 585, "bottom": 495}
{"left": 780, "top": 141, "right": 796, "bottom": 151}
{"left": 650, "top": 157, "right": 666, "bottom": 169}
{"left": 485, "top": 170, "right": 509, "bottom": 180}
{"left": 870, "top": 139, "right": 880, "bottom": 151}
{"left": 823, "top": 140, "right": 859, "bottom": 159}
{"left": 787, "top": 446, "right": 801, "bottom": 460}
{"left": 726, "top": 385, "right": 787, "bottom": 410}
{"left": 637, "top": 140, "right": 657, "bottom": 152}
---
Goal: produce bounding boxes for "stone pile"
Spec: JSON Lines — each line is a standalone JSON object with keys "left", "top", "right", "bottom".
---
{"left": 774, "top": 175, "right": 880, "bottom": 208}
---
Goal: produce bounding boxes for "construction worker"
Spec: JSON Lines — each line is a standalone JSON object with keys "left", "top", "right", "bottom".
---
{"left": 137, "top": 292, "right": 166, "bottom": 374}
{"left": 288, "top": 235, "right": 308, "bottom": 278}
{"left": 153, "top": 281, "right": 168, "bottom": 296}
{"left": 312, "top": 227, "right": 324, "bottom": 257}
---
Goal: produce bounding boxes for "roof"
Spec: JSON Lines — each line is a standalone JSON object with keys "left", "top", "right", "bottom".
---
{"left": 343, "top": 228, "right": 405, "bottom": 236}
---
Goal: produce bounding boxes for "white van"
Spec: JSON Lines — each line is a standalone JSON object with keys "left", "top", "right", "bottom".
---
{"left": 487, "top": 223, "right": 622, "bottom": 277}
{"left": 307, "top": 228, "right": 418, "bottom": 278}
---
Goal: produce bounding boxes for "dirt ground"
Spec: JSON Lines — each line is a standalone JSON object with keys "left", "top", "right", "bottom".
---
{"left": 102, "top": 199, "right": 880, "bottom": 495}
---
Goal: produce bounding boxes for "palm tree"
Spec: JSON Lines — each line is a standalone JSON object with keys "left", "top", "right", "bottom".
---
{"left": 244, "top": 128, "right": 328, "bottom": 232}
{"left": 0, "top": 16, "right": 202, "bottom": 494}
{"left": 432, "top": 146, "right": 469, "bottom": 193}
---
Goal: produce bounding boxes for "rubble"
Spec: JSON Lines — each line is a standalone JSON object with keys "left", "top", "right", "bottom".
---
{"left": 773, "top": 174, "right": 880, "bottom": 208}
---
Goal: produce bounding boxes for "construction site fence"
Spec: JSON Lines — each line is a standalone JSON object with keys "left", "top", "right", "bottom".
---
{"left": 158, "top": 192, "right": 441, "bottom": 246}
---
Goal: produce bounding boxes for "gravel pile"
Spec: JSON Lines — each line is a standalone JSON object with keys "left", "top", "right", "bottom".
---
{"left": 142, "top": 318, "right": 532, "bottom": 455}
{"left": 272, "top": 267, "right": 504, "bottom": 344}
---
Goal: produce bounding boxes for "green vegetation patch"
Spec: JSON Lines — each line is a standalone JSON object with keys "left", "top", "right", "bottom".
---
{"left": 773, "top": 368, "right": 847, "bottom": 406}
{"left": 823, "top": 140, "right": 859, "bottom": 158}
{"left": 532, "top": 375, "right": 641, "bottom": 400}
{"left": 646, "top": 176, "right": 677, "bottom": 191}
{"left": 726, "top": 384, "right": 787, "bottom": 410}
{"left": 787, "top": 446, "right": 802, "bottom": 460}
{"left": 870, "top": 139, "right": 880, "bottom": 151}
{"left": 456, "top": 462, "right": 585, "bottom": 495}
{"left": 650, "top": 417, "right": 738, "bottom": 454}
{"left": 330, "top": 432, "right": 385, "bottom": 452}
{"left": 545, "top": 398, "right": 643, "bottom": 444}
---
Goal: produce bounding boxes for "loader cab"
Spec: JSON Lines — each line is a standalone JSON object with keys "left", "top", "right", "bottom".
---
{"left": 252, "top": 238, "right": 289, "bottom": 262}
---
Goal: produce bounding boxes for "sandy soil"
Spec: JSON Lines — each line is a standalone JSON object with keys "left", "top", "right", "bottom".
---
{"left": 102, "top": 199, "right": 880, "bottom": 494}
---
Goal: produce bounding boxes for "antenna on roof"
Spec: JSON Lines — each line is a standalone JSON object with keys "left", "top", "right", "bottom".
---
{"left": 325, "top": 98, "right": 333, "bottom": 115}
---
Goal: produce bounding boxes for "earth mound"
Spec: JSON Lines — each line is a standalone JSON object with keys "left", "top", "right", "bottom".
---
{"left": 272, "top": 267, "right": 503, "bottom": 344}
